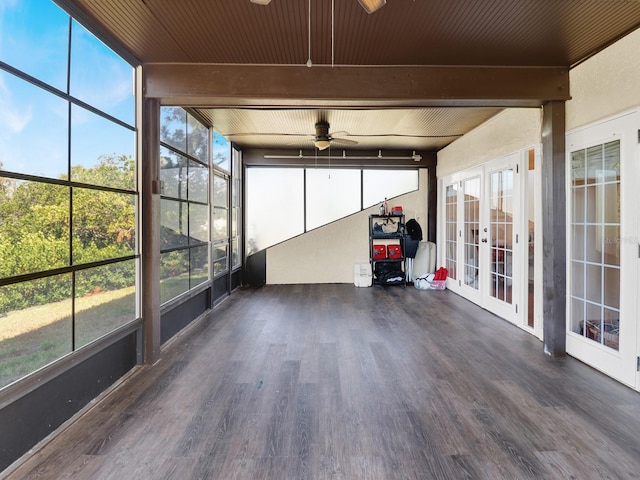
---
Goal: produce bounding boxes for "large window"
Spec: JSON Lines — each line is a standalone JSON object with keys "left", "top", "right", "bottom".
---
{"left": 213, "top": 172, "right": 230, "bottom": 277}
{"left": 246, "top": 167, "right": 418, "bottom": 254}
{"left": 246, "top": 168, "right": 305, "bottom": 254}
{"left": 159, "top": 108, "right": 210, "bottom": 304}
{"left": 0, "top": 0, "right": 137, "bottom": 391}
{"left": 306, "top": 169, "right": 361, "bottom": 230}
{"left": 363, "top": 169, "right": 419, "bottom": 208}
{"left": 231, "top": 147, "right": 242, "bottom": 270}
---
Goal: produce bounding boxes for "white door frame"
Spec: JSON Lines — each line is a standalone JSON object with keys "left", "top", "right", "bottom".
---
{"left": 481, "top": 153, "right": 523, "bottom": 324}
{"left": 565, "top": 110, "right": 639, "bottom": 389}
{"left": 441, "top": 167, "right": 484, "bottom": 306}
{"left": 439, "top": 150, "right": 536, "bottom": 330}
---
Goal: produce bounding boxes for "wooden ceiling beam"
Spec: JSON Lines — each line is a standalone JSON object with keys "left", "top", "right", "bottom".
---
{"left": 144, "top": 64, "right": 569, "bottom": 108}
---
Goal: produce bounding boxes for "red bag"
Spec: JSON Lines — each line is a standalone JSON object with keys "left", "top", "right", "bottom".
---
{"left": 430, "top": 267, "right": 448, "bottom": 289}
{"left": 433, "top": 267, "right": 448, "bottom": 280}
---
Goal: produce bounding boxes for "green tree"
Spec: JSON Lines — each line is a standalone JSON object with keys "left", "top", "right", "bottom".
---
{"left": 0, "top": 154, "right": 137, "bottom": 312}
{"left": 160, "top": 107, "right": 209, "bottom": 162}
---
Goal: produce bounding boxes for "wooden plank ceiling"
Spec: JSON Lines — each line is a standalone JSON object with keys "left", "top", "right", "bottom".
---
{"left": 65, "top": 0, "right": 640, "bottom": 153}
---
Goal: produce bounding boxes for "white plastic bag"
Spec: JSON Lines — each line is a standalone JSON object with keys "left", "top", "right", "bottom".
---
{"left": 414, "top": 273, "right": 435, "bottom": 290}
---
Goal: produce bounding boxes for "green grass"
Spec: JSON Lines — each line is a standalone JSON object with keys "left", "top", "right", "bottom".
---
{"left": 0, "top": 286, "right": 135, "bottom": 389}
{"left": 0, "top": 271, "right": 211, "bottom": 389}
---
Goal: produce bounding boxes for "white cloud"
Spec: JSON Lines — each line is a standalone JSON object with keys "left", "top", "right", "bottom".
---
{"left": 0, "top": 76, "right": 33, "bottom": 133}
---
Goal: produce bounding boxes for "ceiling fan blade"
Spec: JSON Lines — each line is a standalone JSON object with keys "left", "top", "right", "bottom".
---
{"left": 358, "top": 0, "right": 386, "bottom": 14}
{"left": 226, "top": 132, "right": 312, "bottom": 138}
{"left": 331, "top": 138, "right": 358, "bottom": 146}
{"left": 328, "top": 130, "right": 349, "bottom": 138}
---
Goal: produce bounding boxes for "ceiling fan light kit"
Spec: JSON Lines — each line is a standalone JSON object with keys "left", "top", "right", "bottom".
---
{"left": 314, "top": 139, "right": 332, "bottom": 150}
{"left": 250, "top": 0, "right": 271, "bottom": 5}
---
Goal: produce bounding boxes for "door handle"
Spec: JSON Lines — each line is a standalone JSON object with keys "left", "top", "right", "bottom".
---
{"left": 481, "top": 238, "right": 488, "bottom": 243}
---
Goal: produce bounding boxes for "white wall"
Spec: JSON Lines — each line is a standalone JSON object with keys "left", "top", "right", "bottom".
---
{"left": 266, "top": 169, "right": 428, "bottom": 284}
{"left": 567, "top": 28, "right": 640, "bottom": 131}
{"left": 438, "top": 27, "right": 640, "bottom": 178}
{"left": 437, "top": 108, "right": 541, "bottom": 178}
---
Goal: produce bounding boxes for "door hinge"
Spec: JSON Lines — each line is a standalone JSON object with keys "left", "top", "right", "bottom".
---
{"left": 638, "top": 243, "right": 640, "bottom": 259}
{"left": 637, "top": 356, "right": 640, "bottom": 371}
{"left": 516, "top": 234, "right": 519, "bottom": 244}
{"left": 516, "top": 164, "right": 519, "bottom": 174}
{"left": 459, "top": 280, "right": 462, "bottom": 287}
{"left": 515, "top": 304, "right": 518, "bottom": 314}
{"left": 637, "top": 129, "right": 640, "bottom": 144}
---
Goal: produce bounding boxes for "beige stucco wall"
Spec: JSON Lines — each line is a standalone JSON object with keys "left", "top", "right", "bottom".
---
{"left": 567, "top": 27, "right": 640, "bottom": 131}
{"left": 266, "top": 169, "right": 428, "bottom": 284}
{"left": 437, "top": 27, "right": 640, "bottom": 176}
{"left": 436, "top": 108, "right": 541, "bottom": 178}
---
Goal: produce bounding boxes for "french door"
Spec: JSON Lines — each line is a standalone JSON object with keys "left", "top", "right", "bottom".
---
{"left": 483, "top": 156, "right": 521, "bottom": 322}
{"left": 442, "top": 152, "right": 526, "bottom": 327}
{"left": 566, "top": 112, "right": 639, "bottom": 388}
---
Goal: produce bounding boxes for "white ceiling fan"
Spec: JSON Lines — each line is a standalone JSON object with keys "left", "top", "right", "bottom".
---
{"left": 311, "top": 121, "right": 358, "bottom": 150}
{"left": 223, "top": 120, "right": 358, "bottom": 151}
{"left": 250, "top": 0, "right": 386, "bottom": 14}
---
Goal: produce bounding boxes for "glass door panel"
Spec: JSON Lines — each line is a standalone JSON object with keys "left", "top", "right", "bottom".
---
{"left": 445, "top": 184, "right": 458, "bottom": 280}
{"left": 463, "top": 177, "right": 481, "bottom": 290}
{"left": 488, "top": 168, "right": 514, "bottom": 304}
{"left": 481, "top": 153, "right": 521, "bottom": 324}
{"left": 566, "top": 111, "right": 637, "bottom": 389}
{"left": 569, "top": 140, "right": 621, "bottom": 351}
{"left": 526, "top": 149, "right": 536, "bottom": 329}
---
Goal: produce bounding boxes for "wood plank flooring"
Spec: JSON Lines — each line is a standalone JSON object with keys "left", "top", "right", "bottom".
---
{"left": 6, "top": 284, "right": 640, "bottom": 479}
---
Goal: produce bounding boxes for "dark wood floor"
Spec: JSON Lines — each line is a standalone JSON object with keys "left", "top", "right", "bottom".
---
{"left": 7, "top": 284, "right": 640, "bottom": 479}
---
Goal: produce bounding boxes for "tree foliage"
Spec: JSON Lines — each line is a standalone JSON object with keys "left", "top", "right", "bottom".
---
{"left": 0, "top": 155, "right": 136, "bottom": 312}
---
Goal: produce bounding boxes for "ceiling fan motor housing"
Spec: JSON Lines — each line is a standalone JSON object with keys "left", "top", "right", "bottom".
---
{"left": 314, "top": 121, "right": 330, "bottom": 140}
{"left": 314, "top": 121, "right": 332, "bottom": 150}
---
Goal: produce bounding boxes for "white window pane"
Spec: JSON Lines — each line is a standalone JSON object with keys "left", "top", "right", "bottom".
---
{"left": 160, "top": 250, "right": 189, "bottom": 303}
{"left": 70, "top": 21, "right": 134, "bottom": 125}
{"left": 160, "top": 147, "right": 188, "bottom": 200}
{"left": 187, "top": 114, "right": 208, "bottom": 163}
{"left": 74, "top": 260, "right": 136, "bottom": 348}
{"left": 246, "top": 168, "right": 303, "bottom": 254}
{"left": 0, "top": 72, "right": 68, "bottom": 179}
{"left": 160, "top": 107, "right": 187, "bottom": 153}
{"left": 0, "top": 0, "right": 69, "bottom": 91}
{"left": 160, "top": 199, "right": 189, "bottom": 249}
{"left": 306, "top": 168, "right": 360, "bottom": 230}
{"left": 190, "top": 245, "right": 209, "bottom": 288}
{"left": 0, "top": 274, "right": 72, "bottom": 389}
{"left": 189, "top": 203, "right": 209, "bottom": 244}
{"left": 71, "top": 105, "right": 135, "bottom": 190}
{"left": 213, "top": 131, "right": 230, "bottom": 172}
{"left": 363, "top": 170, "right": 418, "bottom": 208}
{"left": 189, "top": 160, "right": 209, "bottom": 204}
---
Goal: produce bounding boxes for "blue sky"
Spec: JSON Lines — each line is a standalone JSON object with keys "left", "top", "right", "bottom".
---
{"left": 0, "top": 0, "right": 134, "bottom": 180}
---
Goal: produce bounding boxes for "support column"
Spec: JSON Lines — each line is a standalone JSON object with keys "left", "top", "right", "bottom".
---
{"left": 427, "top": 166, "right": 437, "bottom": 243}
{"left": 541, "top": 101, "right": 566, "bottom": 356}
{"left": 141, "top": 96, "right": 161, "bottom": 364}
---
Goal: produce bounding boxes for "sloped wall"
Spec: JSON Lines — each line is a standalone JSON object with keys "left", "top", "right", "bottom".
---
{"left": 266, "top": 169, "right": 428, "bottom": 284}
